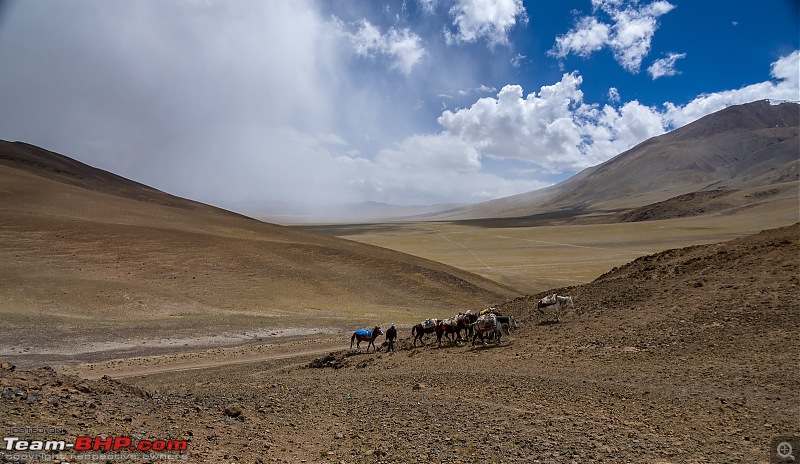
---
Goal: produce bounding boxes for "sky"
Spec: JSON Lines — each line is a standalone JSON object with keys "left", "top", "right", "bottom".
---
{"left": 0, "top": 0, "right": 798, "bottom": 210}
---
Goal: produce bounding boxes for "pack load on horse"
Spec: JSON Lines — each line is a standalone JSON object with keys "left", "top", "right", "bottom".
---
{"left": 537, "top": 294, "right": 557, "bottom": 309}
{"left": 479, "top": 305, "right": 500, "bottom": 316}
{"left": 461, "top": 310, "right": 478, "bottom": 339}
{"left": 496, "top": 315, "right": 519, "bottom": 333}
{"left": 435, "top": 316, "right": 459, "bottom": 346}
{"left": 350, "top": 325, "right": 384, "bottom": 353}
{"left": 536, "top": 294, "right": 574, "bottom": 322}
{"left": 472, "top": 312, "right": 511, "bottom": 345}
{"left": 435, "top": 311, "right": 478, "bottom": 346}
{"left": 412, "top": 318, "right": 439, "bottom": 346}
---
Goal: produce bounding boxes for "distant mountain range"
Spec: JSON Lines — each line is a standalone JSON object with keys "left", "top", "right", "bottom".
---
{"left": 224, "top": 199, "right": 464, "bottom": 224}
{"left": 230, "top": 100, "right": 798, "bottom": 224}
{"left": 417, "top": 100, "right": 798, "bottom": 221}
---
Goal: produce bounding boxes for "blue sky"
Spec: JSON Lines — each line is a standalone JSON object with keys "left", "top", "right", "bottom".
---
{"left": 0, "top": 0, "right": 797, "bottom": 210}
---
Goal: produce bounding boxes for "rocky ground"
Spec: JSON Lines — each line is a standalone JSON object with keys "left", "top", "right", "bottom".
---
{"left": 1, "top": 224, "right": 798, "bottom": 463}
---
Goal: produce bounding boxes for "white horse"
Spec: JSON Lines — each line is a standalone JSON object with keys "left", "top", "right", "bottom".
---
{"left": 536, "top": 294, "right": 574, "bottom": 322}
{"left": 496, "top": 315, "right": 518, "bottom": 333}
{"left": 472, "top": 313, "right": 500, "bottom": 345}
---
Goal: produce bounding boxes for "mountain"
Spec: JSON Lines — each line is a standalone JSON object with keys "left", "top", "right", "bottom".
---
{"left": 420, "top": 100, "right": 799, "bottom": 221}
{"left": 220, "top": 199, "right": 465, "bottom": 224}
{"left": 0, "top": 140, "right": 518, "bottom": 360}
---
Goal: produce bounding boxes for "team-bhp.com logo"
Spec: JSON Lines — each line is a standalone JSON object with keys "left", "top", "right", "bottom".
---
{"left": 4, "top": 435, "right": 188, "bottom": 452}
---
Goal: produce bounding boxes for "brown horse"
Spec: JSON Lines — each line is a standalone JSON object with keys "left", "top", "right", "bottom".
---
{"left": 434, "top": 312, "right": 479, "bottom": 346}
{"left": 350, "top": 326, "right": 384, "bottom": 353}
{"left": 435, "top": 317, "right": 459, "bottom": 346}
{"left": 457, "top": 311, "right": 478, "bottom": 340}
{"left": 412, "top": 319, "right": 439, "bottom": 346}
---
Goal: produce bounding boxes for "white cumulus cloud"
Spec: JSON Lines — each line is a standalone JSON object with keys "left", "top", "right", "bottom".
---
{"left": 647, "top": 52, "right": 686, "bottom": 79}
{"left": 344, "top": 18, "right": 426, "bottom": 74}
{"left": 663, "top": 50, "right": 800, "bottom": 128}
{"left": 551, "top": 0, "right": 676, "bottom": 73}
{"left": 608, "top": 87, "right": 621, "bottom": 103}
{"left": 438, "top": 74, "right": 589, "bottom": 170}
{"left": 446, "top": 0, "right": 527, "bottom": 47}
{"left": 550, "top": 16, "right": 610, "bottom": 58}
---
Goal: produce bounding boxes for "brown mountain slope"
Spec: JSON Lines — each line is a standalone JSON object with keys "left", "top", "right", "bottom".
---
{"left": 0, "top": 141, "right": 518, "bottom": 363}
{"left": 503, "top": 222, "right": 799, "bottom": 324}
{"left": 0, "top": 141, "right": 219, "bottom": 211}
{"left": 423, "top": 100, "right": 799, "bottom": 221}
{"left": 615, "top": 180, "right": 798, "bottom": 222}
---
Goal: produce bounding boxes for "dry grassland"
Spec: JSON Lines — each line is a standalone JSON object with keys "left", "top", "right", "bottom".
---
{"left": 304, "top": 192, "right": 799, "bottom": 294}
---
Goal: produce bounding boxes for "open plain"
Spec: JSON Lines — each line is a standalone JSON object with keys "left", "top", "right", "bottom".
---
{"left": 301, "top": 181, "right": 799, "bottom": 293}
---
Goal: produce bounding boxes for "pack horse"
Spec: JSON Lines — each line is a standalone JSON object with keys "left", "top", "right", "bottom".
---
{"left": 536, "top": 294, "right": 574, "bottom": 322}
{"left": 350, "top": 326, "right": 384, "bottom": 353}
{"left": 435, "top": 312, "right": 476, "bottom": 346}
{"left": 471, "top": 313, "right": 518, "bottom": 345}
{"left": 412, "top": 318, "right": 439, "bottom": 346}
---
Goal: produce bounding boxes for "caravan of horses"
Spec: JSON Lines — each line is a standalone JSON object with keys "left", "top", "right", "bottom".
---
{"left": 350, "top": 295, "right": 573, "bottom": 352}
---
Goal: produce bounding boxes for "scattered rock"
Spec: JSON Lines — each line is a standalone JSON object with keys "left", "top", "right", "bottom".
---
{"left": 75, "top": 383, "right": 91, "bottom": 393}
{"left": 224, "top": 404, "right": 242, "bottom": 418}
{"left": 308, "top": 352, "right": 349, "bottom": 369}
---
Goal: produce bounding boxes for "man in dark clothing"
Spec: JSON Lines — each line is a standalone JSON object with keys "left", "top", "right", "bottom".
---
{"left": 385, "top": 323, "right": 397, "bottom": 352}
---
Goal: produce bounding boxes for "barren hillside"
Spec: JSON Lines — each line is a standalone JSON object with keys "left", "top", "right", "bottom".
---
{"left": 0, "top": 141, "right": 518, "bottom": 364}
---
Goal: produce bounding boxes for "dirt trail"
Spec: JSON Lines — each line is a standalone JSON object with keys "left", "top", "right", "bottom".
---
{"left": 58, "top": 337, "right": 350, "bottom": 380}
